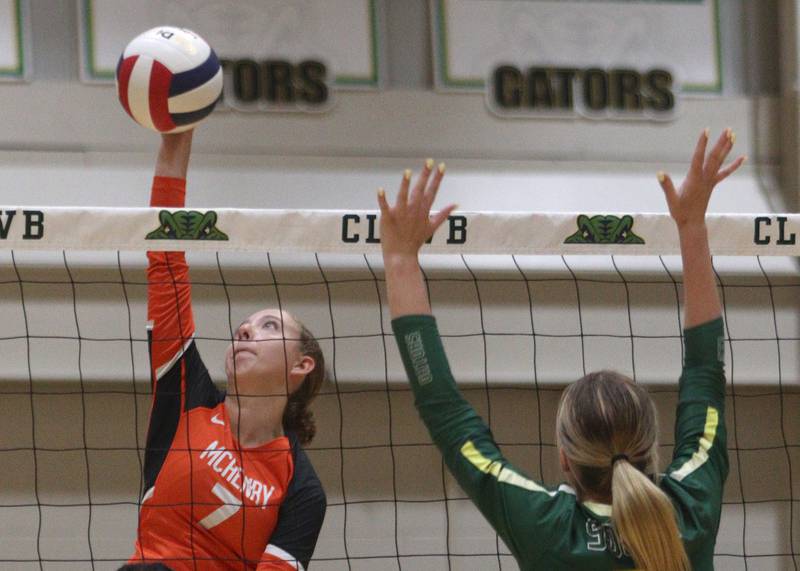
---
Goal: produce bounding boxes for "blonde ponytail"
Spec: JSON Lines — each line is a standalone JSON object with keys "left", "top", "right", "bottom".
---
{"left": 556, "top": 371, "right": 690, "bottom": 571}
{"left": 612, "top": 459, "right": 689, "bottom": 571}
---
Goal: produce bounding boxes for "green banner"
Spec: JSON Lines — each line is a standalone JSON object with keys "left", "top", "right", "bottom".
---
{"left": 0, "top": 0, "right": 29, "bottom": 80}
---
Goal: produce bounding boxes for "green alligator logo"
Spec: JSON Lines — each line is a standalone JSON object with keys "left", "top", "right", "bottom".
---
{"left": 564, "top": 215, "right": 644, "bottom": 244}
{"left": 146, "top": 210, "right": 229, "bottom": 241}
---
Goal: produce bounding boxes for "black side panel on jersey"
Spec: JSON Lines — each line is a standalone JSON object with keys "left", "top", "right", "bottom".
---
{"left": 182, "top": 341, "right": 224, "bottom": 412}
{"left": 142, "top": 337, "right": 224, "bottom": 494}
{"left": 268, "top": 433, "right": 327, "bottom": 568}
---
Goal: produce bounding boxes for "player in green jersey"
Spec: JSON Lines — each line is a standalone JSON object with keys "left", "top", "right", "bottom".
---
{"left": 377, "top": 130, "right": 745, "bottom": 571}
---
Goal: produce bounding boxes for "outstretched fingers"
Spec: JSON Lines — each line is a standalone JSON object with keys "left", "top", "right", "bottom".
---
{"left": 430, "top": 204, "right": 458, "bottom": 234}
{"left": 657, "top": 171, "right": 678, "bottom": 212}
{"left": 423, "top": 162, "right": 446, "bottom": 211}
{"left": 396, "top": 169, "right": 412, "bottom": 210}
{"left": 377, "top": 187, "right": 390, "bottom": 216}
{"left": 715, "top": 155, "right": 747, "bottom": 184}
{"left": 689, "top": 128, "right": 709, "bottom": 175}
{"left": 409, "top": 159, "right": 435, "bottom": 207}
{"left": 381, "top": 161, "right": 452, "bottom": 239}
{"left": 705, "top": 128, "right": 733, "bottom": 177}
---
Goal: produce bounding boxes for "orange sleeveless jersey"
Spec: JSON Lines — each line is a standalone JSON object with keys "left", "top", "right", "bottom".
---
{"left": 129, "top": 177, "right": 325, "bottom": 570}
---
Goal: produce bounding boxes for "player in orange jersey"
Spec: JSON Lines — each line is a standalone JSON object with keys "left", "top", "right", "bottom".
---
{"left": 124, "top": 130, "right": 326, "bottom": 571}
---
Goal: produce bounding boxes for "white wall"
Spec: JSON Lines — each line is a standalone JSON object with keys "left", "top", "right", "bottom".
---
{"left": 0, "top": 89, "right": 784, "bottom": 215}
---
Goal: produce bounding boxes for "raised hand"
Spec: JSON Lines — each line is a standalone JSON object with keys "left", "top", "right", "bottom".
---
{"left": 377, "top": 159, "right": 455, "bottom": 261}
{"left": 660, "top": 129, "right": 745, "bottom": 327}
{"left": 378, "top": 160, "right": 456, "bottom": 318}
{"left": 657, "top": 128, "right": 746, "bottom": 228}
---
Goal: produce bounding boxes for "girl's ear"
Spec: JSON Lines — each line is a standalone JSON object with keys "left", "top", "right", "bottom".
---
{"left": 559, "top": 448, "right": 571, "bottom": 475}
{"left": 295, "top": 355, "right": 315, "bottom": 375}
{"left": 289, "top": 355, "right": 316, "bottom": 390}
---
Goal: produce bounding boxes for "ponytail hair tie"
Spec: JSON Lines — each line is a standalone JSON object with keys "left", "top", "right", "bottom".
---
{"left": 611, "top": 454, "right": 629, "bottom": 467}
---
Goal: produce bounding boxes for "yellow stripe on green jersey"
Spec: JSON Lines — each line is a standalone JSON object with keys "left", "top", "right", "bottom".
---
{"left": 461, "top": 440, "right": 557, "bottom": 495}
{"left": 670, "top": 406, "right": 719, "bottom": 482}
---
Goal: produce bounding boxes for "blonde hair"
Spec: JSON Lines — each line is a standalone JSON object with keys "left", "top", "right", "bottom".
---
{"left": 556, "top": 371, "right": 689, "bottom": 571}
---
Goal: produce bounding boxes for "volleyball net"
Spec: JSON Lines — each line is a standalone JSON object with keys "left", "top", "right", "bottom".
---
{"left": 1, "top": 207, "right": 798, "bottom": 570}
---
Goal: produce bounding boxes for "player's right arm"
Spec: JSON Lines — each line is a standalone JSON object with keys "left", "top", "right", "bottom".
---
{"left": 148, "top": 131, "right": 195, "bottom": 382}
{"left": 380, "top": 164, "right": 565, "bottom": 563}
{"left": 142, "top": 131, "right": 220, "bottom": 495}
{"left": 657, "top": 130, "right": 745, "bottom": 555}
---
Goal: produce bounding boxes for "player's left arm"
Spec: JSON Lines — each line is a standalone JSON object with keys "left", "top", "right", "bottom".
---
{"left": 256, "top": 443, "right": 327, "bottom": 570}
{"left": 657, "top": 129, "right": 744, "bottom": 536}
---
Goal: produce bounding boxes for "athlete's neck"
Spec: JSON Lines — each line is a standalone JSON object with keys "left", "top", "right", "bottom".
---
{"left": 224, "top": 395, "right": 286, "bottom": 448}
{"left": 580, "top": 492, "right": 611, "bottom": 505}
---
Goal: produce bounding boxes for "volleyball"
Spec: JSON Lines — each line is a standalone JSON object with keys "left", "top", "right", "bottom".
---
{"left": 116, "top": 27, "right": 223, "bottom": 133}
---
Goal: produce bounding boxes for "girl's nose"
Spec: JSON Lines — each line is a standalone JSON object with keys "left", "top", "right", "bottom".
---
{"left": 236, "top": 322, "right": 252, "bottom": 341}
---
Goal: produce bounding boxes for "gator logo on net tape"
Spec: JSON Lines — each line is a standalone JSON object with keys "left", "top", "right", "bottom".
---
{"left": 564, "top": 215, "right": 645, "bottom": 245}
{"left": 146, "top": 210, "right": 229, "bottom": 241}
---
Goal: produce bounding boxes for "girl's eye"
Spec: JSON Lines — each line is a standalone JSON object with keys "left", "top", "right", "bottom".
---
{"left": 264, "top": 320, "right": 278, "bottom": 330}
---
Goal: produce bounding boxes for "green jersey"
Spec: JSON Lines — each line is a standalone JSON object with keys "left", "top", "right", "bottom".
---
{"left": 392, "top": 315, "right": 727, "bottom": 571}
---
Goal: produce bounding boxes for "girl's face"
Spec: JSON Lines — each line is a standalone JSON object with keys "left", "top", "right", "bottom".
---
{"left": 224, "top": 309, "right": 309, "bottom": 397}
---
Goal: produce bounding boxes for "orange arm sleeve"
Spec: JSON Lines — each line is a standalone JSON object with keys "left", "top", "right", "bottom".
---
{"left": 147, "top": 176, "right": 195, "bottom": 381}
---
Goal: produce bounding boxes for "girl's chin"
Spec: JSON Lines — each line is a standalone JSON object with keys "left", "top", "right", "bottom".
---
{"left": 226, "top": 365, "right": 252, "bottom": 383}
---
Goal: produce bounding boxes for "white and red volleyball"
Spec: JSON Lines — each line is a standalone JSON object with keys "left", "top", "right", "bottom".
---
{"left": 116, "top": 27, "right": 222, "bottom": 133}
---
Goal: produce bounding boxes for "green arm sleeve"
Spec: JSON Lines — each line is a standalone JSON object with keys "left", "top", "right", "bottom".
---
{"left": 663, "top": 317, "right": 728, "bottom": 551}
{"left": 392, "top": 315, "right": 564, "bottom": 562}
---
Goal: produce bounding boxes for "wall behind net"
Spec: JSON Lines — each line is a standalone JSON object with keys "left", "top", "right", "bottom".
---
{"left": 0, "top": 249, "right": 798, "bottom": 570}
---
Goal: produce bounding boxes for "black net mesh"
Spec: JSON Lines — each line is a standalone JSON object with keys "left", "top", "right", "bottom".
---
{"left": 1, "top": 250, "right": 798, "bottom": 570}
